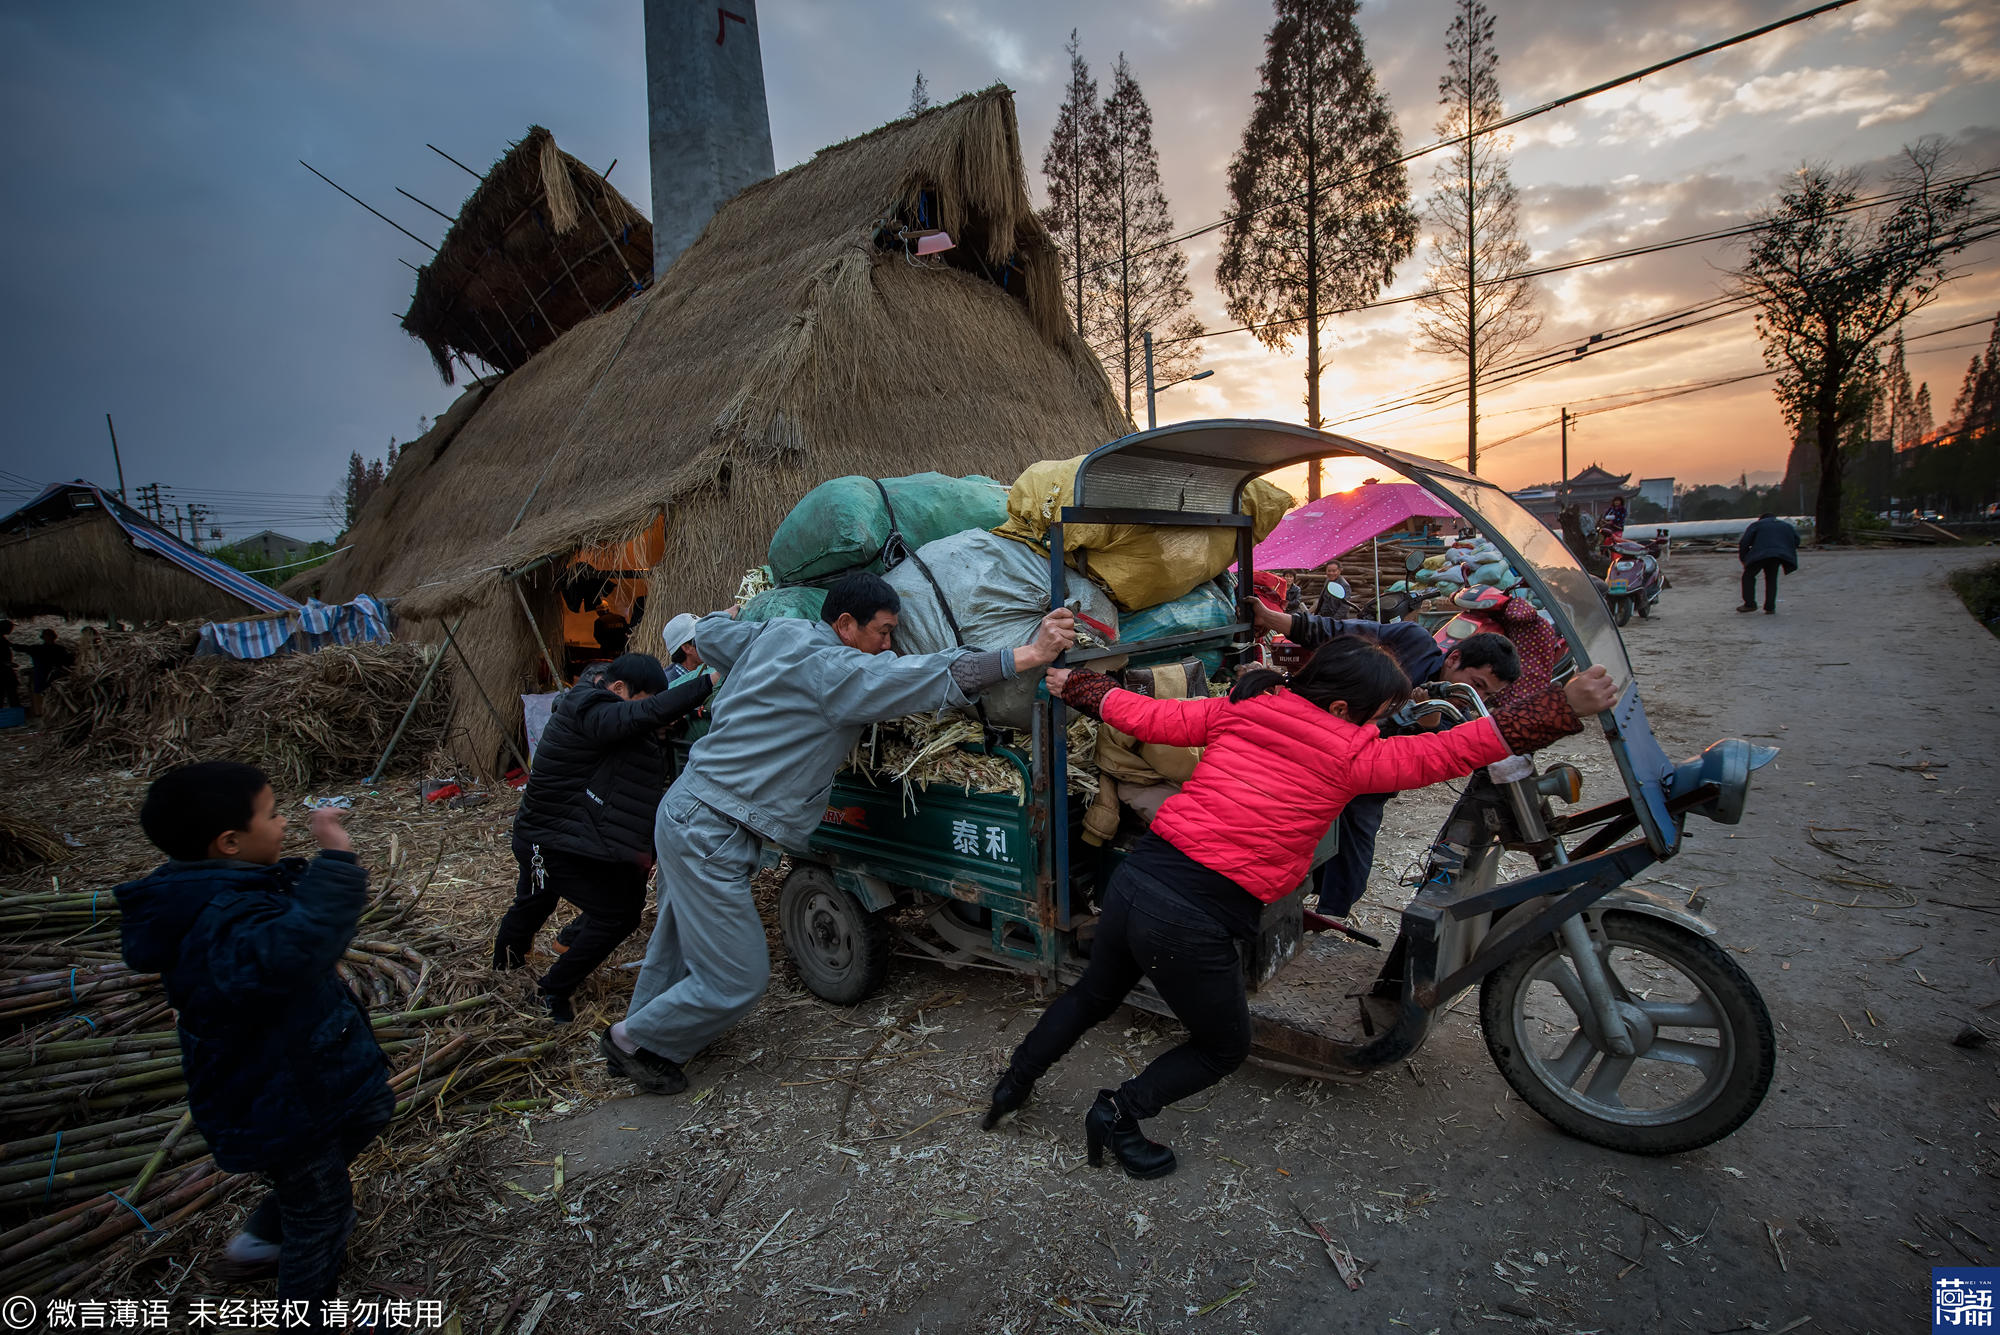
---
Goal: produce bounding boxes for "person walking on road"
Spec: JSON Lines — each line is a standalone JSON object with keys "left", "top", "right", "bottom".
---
{"left": 603, "top": 572, "right": 1076, "bottom": 1096}
{"left": 1737, "top": 513, "right": 1800, "bottom": 615}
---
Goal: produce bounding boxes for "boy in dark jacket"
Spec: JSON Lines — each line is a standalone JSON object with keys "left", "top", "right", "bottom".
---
{"left": 116, "top": 761, "right": 391, "bottom": 1307}
{"left": 495, "top": 651, "right": 712, "bottom": 1021}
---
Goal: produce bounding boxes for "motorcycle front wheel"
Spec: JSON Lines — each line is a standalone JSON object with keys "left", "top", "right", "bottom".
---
{"left": 1479, "top": 912, "right": 1774, "bottom": 1154}
{"left": 1612, "top": 596, "right": 1632, "bottom": 626}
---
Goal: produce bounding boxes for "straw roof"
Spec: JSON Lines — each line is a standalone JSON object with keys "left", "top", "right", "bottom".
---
{"left": 0, "top": 504, "right": 259, "bottom": 624}
{"left": 402, "top": 126, "right": 652, "bottom": 384}
{"left": 312, "top": 87, "right": 1129, "bottom": 773}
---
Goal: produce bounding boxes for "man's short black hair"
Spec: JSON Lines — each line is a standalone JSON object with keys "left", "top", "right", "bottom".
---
{"left": 140, "top": 761, "right": 271, "bottom": 861}
{"left": 1450, "top": 632, "right": 1522, "bottom": 683}
{"left": 39, "top": 629, "right": 57, "bottom": 642}
{"left": 1760, "top": 511, "right": 1776, "bottom": 519}
{"left": 603, "top": 652, "right": 669, "bottom": 696}
{"left": 822, "top": 572, "right": 901, "bottom": 628}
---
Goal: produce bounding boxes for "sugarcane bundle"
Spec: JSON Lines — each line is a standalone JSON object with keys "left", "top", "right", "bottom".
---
{"left": 0, "top": 995, "right": 566, "bottom": 1299}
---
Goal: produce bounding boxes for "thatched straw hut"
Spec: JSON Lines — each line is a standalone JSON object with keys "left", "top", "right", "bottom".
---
{"left": 403, "top": 125, "right": 653, "bottom": 384}
{"left": 0, "top": 483, "right": 297, "bottom": 623}
{"left": 305, "top": 87, "right": 1129, "bottom": 774}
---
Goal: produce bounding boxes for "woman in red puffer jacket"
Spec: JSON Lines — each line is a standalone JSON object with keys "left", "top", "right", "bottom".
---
{"left": 983, "top": 638, "right": 1618, "bottom": 1179}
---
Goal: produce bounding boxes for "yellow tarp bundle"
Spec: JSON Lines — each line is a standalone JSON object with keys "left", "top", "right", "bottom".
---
{"left": 996, "top": 457, "right": 1295, "bottom": 611}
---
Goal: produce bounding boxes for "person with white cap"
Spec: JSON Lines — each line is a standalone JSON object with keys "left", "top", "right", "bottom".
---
{"left": 659, "top": 611, "right": 703, "bottom": 676}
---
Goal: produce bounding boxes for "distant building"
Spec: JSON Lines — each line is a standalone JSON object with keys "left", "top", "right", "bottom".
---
{"left": 1508, "top": 464, "right": 1636, "bottom": 522}
{"left": 236, "top": 530, "right": 312, "bottom": 563}
{"left": 1637, "top": 477, "right": 1674, "bottom": 510}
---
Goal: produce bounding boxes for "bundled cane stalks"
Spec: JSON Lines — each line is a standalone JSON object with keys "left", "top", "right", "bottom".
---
{"left": 846, "top": 713, "right": 1101, "bottom": 809}
{"left": 40, "top": 635, "right": 452, "bottom": 787}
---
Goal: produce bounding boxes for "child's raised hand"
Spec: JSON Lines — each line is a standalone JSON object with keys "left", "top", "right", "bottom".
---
{"left": 307, "top": 805, "right": 354, "bottom": 854}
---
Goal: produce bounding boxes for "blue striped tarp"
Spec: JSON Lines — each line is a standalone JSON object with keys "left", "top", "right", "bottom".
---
{"left": 196, "top": 595, "right": 391, "bottom": 660}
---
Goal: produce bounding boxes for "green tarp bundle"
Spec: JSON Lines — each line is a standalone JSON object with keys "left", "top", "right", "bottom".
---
{"left": 767, "top": 473, "right": 1009, "bottom": 586}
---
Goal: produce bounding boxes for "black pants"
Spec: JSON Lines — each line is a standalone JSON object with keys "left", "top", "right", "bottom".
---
{"left": 1742, "top": 558, "right": 1784, "bottom": 611}
{"left": 1006, "top": 866, "right": 1252, "bottom": 1121}
{"left": 493, "top": 836, "right": 646, "bottom": 998}
{"left": 240, "top": 1099, "right": 392, "bottom": 1315}
{"left": 0, "top": 665, "right": 17, "bottom": 710}
{"left": 1313, "top": 792, "right": 1388, "bottom": 917}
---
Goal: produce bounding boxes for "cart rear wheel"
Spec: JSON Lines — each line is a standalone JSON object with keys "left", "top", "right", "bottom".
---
{"left": 780, "top": 865, "right": 891, "bottom": 1005}
{"left": 1479, "top": 912, "right": 1773, "bottom": 1154}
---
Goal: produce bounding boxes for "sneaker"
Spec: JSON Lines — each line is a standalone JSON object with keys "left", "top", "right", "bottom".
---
{"left": 598, "top": 1027, "right": 688, "bottom": 1095}
{"left": 211, "top": 1229, "right": 281, "bottom": 1281}
{"left": 538, "top": 992, "right": 574, "bottom": 1023}
{"left": 1736, "top": 603, "right": 1758, "bottom": 613}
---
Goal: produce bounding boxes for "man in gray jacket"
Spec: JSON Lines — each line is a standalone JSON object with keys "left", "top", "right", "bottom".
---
{"left": 603, "top": 571, "right": 1076, "bottom": 1093}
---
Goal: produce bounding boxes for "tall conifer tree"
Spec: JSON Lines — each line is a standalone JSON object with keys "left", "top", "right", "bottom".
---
{"left": 1217, "top": 0, "right": 1416, "bottom": 497}
{"left": 1412, "top": 0, "right": 1540, "bottom": 475}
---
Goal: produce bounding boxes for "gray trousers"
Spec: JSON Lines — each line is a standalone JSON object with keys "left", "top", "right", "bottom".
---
{"left": 623, "top": 783, "right": 769, "bottom": 1064}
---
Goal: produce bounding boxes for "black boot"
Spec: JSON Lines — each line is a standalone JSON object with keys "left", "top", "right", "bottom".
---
{"left": 982, "top": 1070, "right": 1035, "bottom": 1130}
{"left": 1084, "top": 1089, "right": 1176, "bottom": 1179}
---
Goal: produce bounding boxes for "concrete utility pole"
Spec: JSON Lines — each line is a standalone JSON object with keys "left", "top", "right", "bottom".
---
{"left": 644, "top": 0, "right": 776, "bottom": 278}
{"left": 1560, "top": 408, "right": 1571, "bottom": 493}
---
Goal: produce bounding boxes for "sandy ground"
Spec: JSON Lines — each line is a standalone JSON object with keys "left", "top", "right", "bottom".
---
{"left": 10, "top": 548, "right": 1997, "bottom": 1333}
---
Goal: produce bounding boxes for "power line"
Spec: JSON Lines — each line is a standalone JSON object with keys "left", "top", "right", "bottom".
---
{"left": 1076, "top": 0, "right": 1860, "bottom": 281}
{"left": 1158, "top": 172, "right": 2000, "bottom": 352}
{"left": 1425, "top": 314, "right": 2000, "bottom": 465}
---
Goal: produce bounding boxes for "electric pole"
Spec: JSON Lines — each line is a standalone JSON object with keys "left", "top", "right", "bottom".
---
{"left": 1559, "top": 408, "right": 1571, "bottom": 494}
{"left": 185, "top": 504, "right": 209, "bottom": 551}
{"left": 104, "top": 415, "right": 127, "bottom": 501}
{"left": 135, "top": 483, "right": 161, "bottom": 524}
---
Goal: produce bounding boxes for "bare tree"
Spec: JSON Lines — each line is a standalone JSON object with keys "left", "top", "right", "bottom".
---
{"left": 1412, "top": 0, "right": 1540, "bottom": 475}
{"left": 1097, "top": 54, "right": 1204, "bottom": 419}
{"left": 1732, "top": 142, "right": 1986, "bottom": 540}
{"left": 1217, "top": 0, "right": 1416, "bottom": 498}
{"left": 908, "top": 71, "right": 931, "bottom": 117}
{"left": 1041, "top": 31, "right": 1112, "bottom": 346}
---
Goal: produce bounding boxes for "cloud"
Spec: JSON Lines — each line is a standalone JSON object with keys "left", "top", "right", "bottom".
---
{"left": 1730, "top": 65, "right": 1941, "bottom": 128}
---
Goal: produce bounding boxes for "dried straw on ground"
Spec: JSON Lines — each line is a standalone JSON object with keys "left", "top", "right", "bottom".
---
{"left": 298, "top": 86, "right": 1130, "bottom": 775}
{"left": 0, "top": 812, "right": 67, "bottom": 873}
{"left": 402, "top": 125, "right": 652, "bottom": 383}
{"left": 40, "top": 633, "right": 453, "bottom": 786}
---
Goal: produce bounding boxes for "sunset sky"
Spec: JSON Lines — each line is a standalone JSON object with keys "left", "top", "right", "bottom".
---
{"left": 2, "top": 0, "right": 1995, "bottom": 538}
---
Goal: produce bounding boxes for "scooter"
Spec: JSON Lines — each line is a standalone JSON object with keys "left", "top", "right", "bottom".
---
{"left": 1602, "top": 531, "right": 1669, "bottom": 626}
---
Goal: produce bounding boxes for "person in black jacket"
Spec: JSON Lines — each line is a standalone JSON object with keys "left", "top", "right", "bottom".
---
{"left": 495, "top": 652, "right": 712, "bottom": 1021}
{"left": 117, "top": 762, "right": 391, "bottom": 1306}
{"left": 1737, "top": 512, "right": 1801, "bottom": 614}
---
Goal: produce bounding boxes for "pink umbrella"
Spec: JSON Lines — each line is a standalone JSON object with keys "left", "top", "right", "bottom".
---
{"left": 1251, "top": 482, "right": 1458, "bottom": 570}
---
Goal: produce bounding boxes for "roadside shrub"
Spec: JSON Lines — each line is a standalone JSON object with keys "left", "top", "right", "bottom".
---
{"left": 1948, "top": 560, "right": 2000, "bottom": 638}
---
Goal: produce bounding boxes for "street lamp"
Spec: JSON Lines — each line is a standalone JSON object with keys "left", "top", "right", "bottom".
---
{"left": 1143, "top": 330, "right": 1215, "bottom": 430}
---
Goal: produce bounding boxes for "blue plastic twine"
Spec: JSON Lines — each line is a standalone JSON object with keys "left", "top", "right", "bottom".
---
{"left": 44, "top": 1130, "right": 61, "bottom": 1202}
{"left": 104, "top": 1191, "right": 158, "bottom": 1233}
